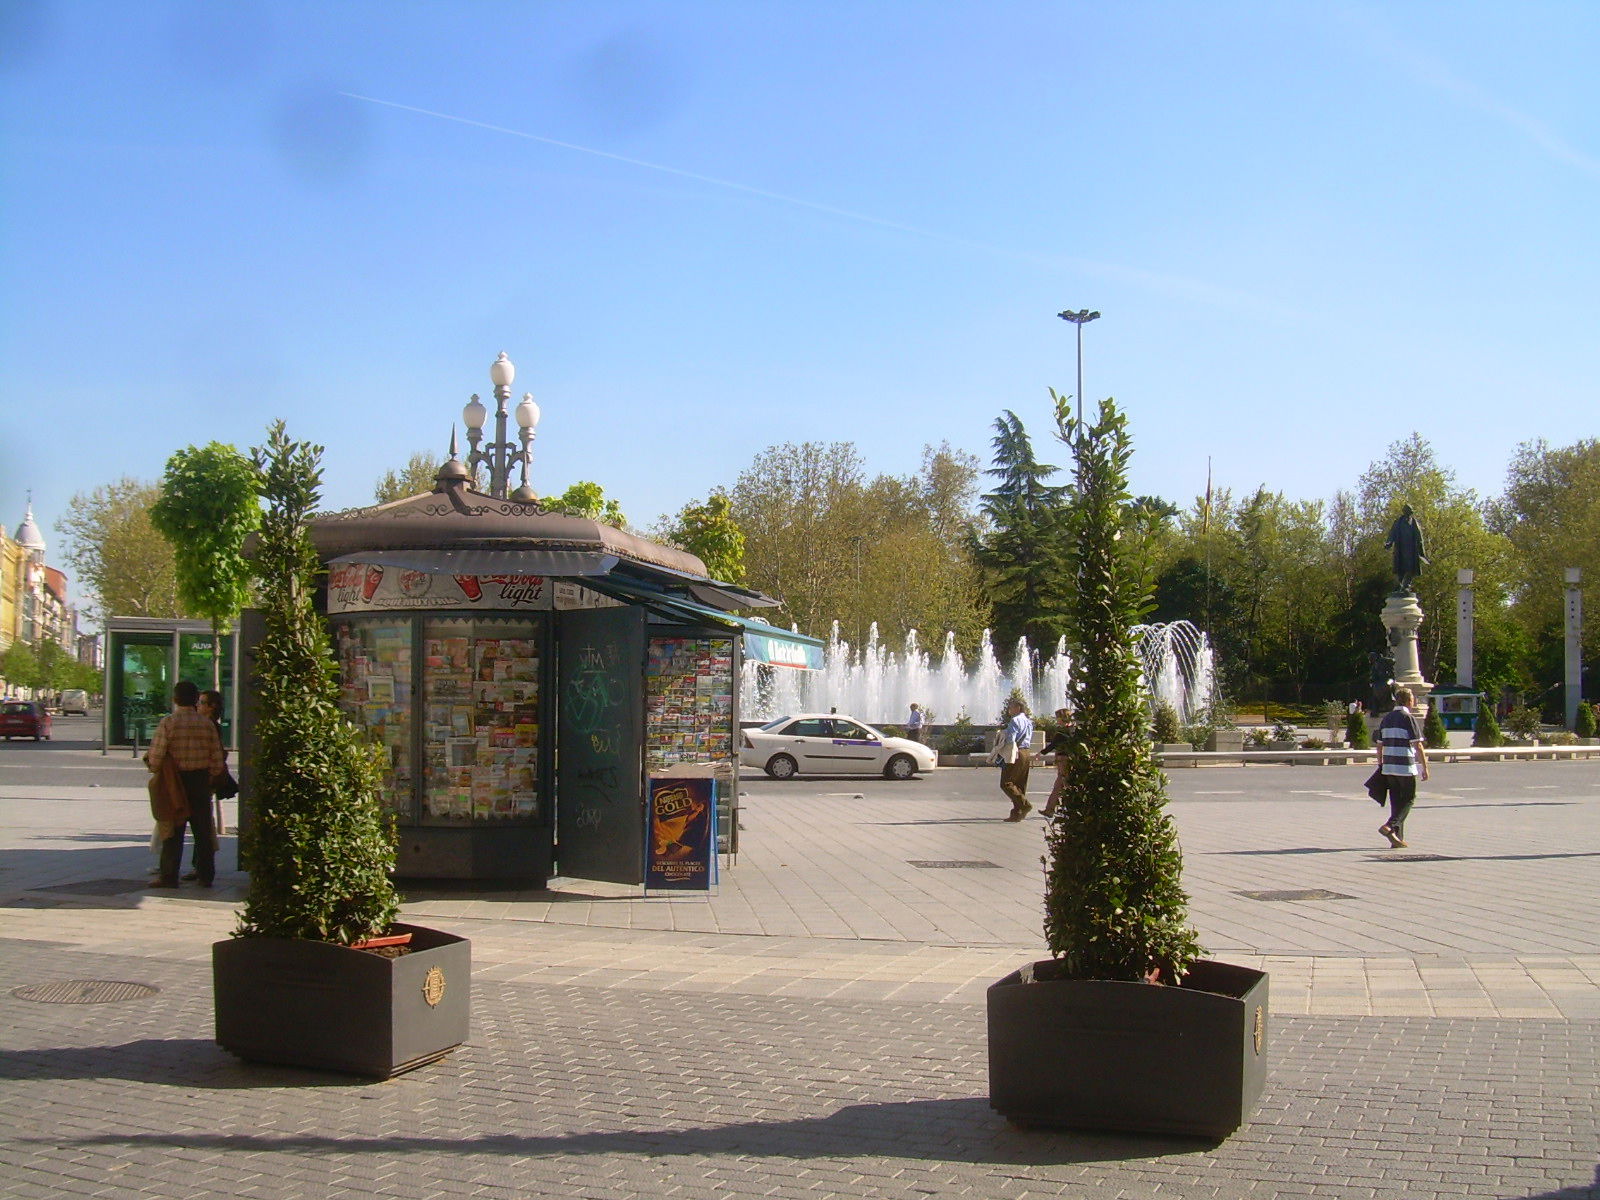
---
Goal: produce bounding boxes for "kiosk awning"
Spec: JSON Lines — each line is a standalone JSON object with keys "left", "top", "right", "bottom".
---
{"left": 582, "top": 579, "right": 824, "bottom": 671}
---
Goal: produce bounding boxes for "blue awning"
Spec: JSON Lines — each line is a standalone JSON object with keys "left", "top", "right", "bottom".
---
{"left": 582, "top": 578, "right": 824, "bottom": 671}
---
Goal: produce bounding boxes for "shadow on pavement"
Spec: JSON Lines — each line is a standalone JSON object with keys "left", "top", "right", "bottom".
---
{"left": 31, "top": 1097, "right": 1221, "bottom": 1166}
{"left": 0, "top": 1038, "right": 351, "bottom": 1090}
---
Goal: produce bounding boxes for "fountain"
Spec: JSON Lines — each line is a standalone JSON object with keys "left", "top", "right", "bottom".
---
{"left": 739, "top": 620, "right": 1214, "bottom": 727}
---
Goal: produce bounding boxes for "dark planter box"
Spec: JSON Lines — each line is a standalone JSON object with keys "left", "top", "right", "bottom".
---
{"left": 214, "top": 922, "right": 470, "bottom": 1078}
{"left": 988, "top": 958, "right": 1269, "bottom": 1139}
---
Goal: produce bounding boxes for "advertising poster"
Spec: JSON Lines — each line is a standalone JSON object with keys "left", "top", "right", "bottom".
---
{"left": 646, "top": 777, "right": 716, "bottom": 891}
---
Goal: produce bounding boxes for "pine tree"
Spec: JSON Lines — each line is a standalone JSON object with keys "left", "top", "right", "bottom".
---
{"left": 971, "top": 408, "right": 1071, "bottom": 651}
{"left": 1043, "top": 397, "right": 1201, "bottom": 983}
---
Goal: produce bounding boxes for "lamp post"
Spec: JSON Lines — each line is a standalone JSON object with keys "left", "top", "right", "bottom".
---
{"left": 1057, "top": 309, "right": 1100, "bottom": 434}
{"left": 461, "top": 351, "right": 541, "bottom": 502}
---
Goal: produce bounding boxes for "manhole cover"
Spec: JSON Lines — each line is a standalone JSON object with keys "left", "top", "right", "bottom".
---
{"left": 13, "top": 980, "right": 160, "bottom": 1004}
{"left": 1237, "top": 888, "right": 1355, "bottom": 902}
{"left": 907, "top": 860, "right": 1001, "bottom": 869}
{"left": 29, "top": 878, "right": 151, "bottom": 897}
{"left": 1371, "top": 853, "right": 1457, "bottom": 863}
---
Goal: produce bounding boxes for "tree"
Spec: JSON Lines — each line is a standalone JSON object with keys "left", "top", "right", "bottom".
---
{"left": 729, "top": 441, "right": 987, "bottom": 654}
{"left": 542, "top": 481, "right": 627, "bottom": 527}
{"left": 56, "top": 479, "right": 185, "bottom": 620}
{"left": 970, "top": 405, "right": 1071, "bottom": 652}
{"left": 151, "top": 443, "right": 262, "bottom": 689}
{"left": 1044, "top": 395, "right": 1200, "bottom": 983}
{"left": 659, "top": 490, "right": 747, "bottom": 584}
{"left": 1, "top": 641, "right": 42, "bottom": 692}
{"left": 1491, "top": 437, "right": 1600, "bottom": 698}
{"left": 374, "top": 452, "right": 445, "bottom": 503}
{"left": 236, "top": 421, "right": 399, "bottom": 944}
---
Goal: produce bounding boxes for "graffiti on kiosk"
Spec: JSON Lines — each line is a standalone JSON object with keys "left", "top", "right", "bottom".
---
{"left": 328, "top": 564, "right": 552, "bottom": 612}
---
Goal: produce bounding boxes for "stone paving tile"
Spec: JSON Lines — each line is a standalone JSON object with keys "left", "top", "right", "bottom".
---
{"left": 6, "top": 941, "right": 1597, "bottom": 1200}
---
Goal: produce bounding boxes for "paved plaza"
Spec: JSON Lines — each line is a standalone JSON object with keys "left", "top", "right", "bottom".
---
{"left": 2, "top": 734, "right": 1597, "bottom": 1198}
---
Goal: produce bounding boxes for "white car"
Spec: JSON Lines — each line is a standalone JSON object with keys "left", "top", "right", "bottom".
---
{"left": 740, "top": 713, "right": 938, "bottom": 780}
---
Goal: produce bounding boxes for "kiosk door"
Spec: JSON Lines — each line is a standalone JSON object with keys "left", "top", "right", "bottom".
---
{"left": 555, "top": 606, "right": 647, "bottom": 884}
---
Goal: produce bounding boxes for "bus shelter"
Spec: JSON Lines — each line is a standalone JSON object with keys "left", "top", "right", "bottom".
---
{"left": 102, "top": 617, "right": 238, "bottom": 751}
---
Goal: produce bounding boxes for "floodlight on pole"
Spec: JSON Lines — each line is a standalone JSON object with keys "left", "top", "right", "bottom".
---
{"left": 1057, "top": 309, "right": 1101, "bottom": 434}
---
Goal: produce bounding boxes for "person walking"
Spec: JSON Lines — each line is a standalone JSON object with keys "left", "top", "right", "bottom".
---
{"left": 906, "top": 702, "right": 926, "bottom": 744}
{"left": 1039, "top": 706, "right": 1074, "bottom": 819}
{"left": 145, "top": 680, "right": 226, "bottom": 888}
{"left": 996, "top": 698, "right": 1034, "bottom": 821}
{"left": 1374, "top": 685, "right": 1428, "bottom": 848}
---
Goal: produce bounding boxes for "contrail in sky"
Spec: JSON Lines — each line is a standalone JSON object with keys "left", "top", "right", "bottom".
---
{"left": 340, "top": 91, "right": 954, "bottom": 243}
{"left": 340, "top": 91, "right": 1284, "bottom": 318}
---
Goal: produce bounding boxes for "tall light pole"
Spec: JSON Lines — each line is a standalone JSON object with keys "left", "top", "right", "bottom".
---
{"left": 461, "top": 351, "right": 541, "bottom": 501}
{"left": 1057, "top": 309, "right": 1100, "bottom": 434}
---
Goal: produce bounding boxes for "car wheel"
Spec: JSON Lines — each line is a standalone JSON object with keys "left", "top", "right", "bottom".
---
{"left": 765, "top": 753, "right": 798, "bottom": 781}
{"left": 884, "top": 753, "right": 917, "bottom": 780}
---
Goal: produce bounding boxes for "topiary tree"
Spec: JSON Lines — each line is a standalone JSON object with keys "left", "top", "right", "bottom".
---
{"left": 1151, "top": 701, "right": 1181, "bottom": 745}
{"left": 234, "top": 421, "right": 399, "bottom": 945}
{"left": 1044, "top": 394, "right": 1201, "bottom": 984}
{"left": 1422, "top": 702, "right": 1449, "bottom": 749}
{"left": 1473, "top": 701, "right": 1503, "bottom": 748}
{"left": 1505, "top": 704, "right": 1542, "bottom": 742}
{"left": 151, "top": 442, "right": 261, "bottom": 689}
{"left": 1574, "top": 700, "right": 1596, "bottom": 739}
{"left": 1345, "top": 709, "right": 1371, "bottom": 749}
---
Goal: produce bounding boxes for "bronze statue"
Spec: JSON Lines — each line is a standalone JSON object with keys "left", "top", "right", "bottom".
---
{"left": 1384, "top": 505, "right": 1427, "bottom": 592}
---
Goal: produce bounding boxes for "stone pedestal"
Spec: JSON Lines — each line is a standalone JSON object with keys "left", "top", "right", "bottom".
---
{"left": 1381, "top": 591, "right": 1433, "bottom": 713}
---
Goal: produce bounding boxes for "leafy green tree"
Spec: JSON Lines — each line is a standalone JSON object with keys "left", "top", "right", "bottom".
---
{"left": 1490, "top": 437, "right": 1599, "bottom": 698}
{"left": 971, "top": 405, "right": 1071, "bottom": 652}
{"left": 56, "top": 479, "right": 184, "bottom": 620}
{"left": 151, "top": 442, "right": 262, "bottom": 689}
{"left": 1575, "top": 701, "right": 1597, "bottom": 738}
{"left": 730, "top": 441, "right": 987, "bottom": 654}
{"left": 659, "top": 490, "right": 747, "bottom": 584}
{"left": 1, "top": 641, "right": 42, "bottom": 692}
{"left": 542, "top": 481, "right": 627, "bottom": 527}
{"left": 1044, "top": 395, "right": 1200, "bottom": 983}
{"left": 374, "top": 452, "right": 444, "bottom": 503}
{"left": 236, "top": 421, "right": 399, "bottom": 945}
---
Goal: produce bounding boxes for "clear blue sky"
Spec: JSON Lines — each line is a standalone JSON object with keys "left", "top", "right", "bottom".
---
{"left": 3, "top": 1, "right": 1596, "bottom": 594}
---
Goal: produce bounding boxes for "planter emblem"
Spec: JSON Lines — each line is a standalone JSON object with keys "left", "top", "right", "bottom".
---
{"left": 422, "top": 966, "right": 447, "bottom": 1008}
{"left": 1253, "top": 1005, "right": 1265, "bottom": 1054}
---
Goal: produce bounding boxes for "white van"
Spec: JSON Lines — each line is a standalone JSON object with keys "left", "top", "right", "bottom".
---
{"left": 59, "top": 689, "right": 90, "bottom": 715}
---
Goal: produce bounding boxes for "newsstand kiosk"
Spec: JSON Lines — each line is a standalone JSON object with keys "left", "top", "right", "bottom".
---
{"left": 236, "top": 467, "right": 821, "bottom": 889}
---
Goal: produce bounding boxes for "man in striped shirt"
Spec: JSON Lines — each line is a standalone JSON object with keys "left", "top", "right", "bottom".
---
{"left": 1375, "top": 686, "right": 1429, "bottom": 848}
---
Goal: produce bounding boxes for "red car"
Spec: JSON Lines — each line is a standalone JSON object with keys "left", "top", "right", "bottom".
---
{"left": 0, "top": 700, "right": 52, "bottom": 741}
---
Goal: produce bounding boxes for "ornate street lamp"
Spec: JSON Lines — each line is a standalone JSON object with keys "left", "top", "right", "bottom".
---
{"left": 1057, "top": 309, "right": 1100, "bottom": 434}
{"left": 460, "top": 351, "right": 541, "bottom": 502}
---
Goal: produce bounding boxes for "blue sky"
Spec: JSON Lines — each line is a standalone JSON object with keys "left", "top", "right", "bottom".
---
{"left": 3, "top": 1, "right": 1596, "bottom": 594}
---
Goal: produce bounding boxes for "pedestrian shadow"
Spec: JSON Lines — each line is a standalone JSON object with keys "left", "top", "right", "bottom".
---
{"left": 0, "top": 1038, "right": 349, "bottom": 1090}
{"left": 36, "top": 1096, "right": 1222, "bottom": 1166}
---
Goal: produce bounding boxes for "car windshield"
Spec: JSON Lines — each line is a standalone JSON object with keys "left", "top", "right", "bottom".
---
{"left": 3, "top": 703, "right": 32, "bottom": 714}
{"left": 759, "top": 716, "right": 791, "bottom": 731}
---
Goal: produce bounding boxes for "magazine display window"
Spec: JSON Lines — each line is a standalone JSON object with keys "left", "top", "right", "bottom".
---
{"left": 421, "top": 617, "right": 541, "bottom": 823}
{"left": 645, "top": 636, "right": 735, "bottom": 772}
{"left": 334, "top": 619, "right": 414, "bottom": 814}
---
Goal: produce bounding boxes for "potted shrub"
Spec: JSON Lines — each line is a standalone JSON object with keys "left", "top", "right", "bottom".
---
{"left": 1345, "top": 707, "right": 1372, "bottom": 750}
{"left": 213, "top": 422, "right": 470, "bottom": 1078}
{"left": 1473, "top": 701, "right": 1504, "bottom": 748}
{"left": 1574, "top": 700, "right": 1597, "bottom": 744}
{"left": 987, "top": 396, "right": 1269, "bottom": 1140}
{"left": 1504, "top": 703, "right": 1542, "bottom": 746}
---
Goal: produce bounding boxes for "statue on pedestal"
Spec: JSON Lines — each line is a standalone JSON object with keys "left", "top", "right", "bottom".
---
{"left": 1384, "top": 505, "right": 1428, "bottom": 593}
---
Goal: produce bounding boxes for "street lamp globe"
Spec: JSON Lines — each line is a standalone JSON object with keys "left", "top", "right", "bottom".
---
{"left": 515, "top": 393, "right": 540, "bottom": 431}
{"left": 489, "top": 351, "right": 515, "bottom": 394}
{"left": 462, "top": 394, "right": 488, "bottom": 433}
